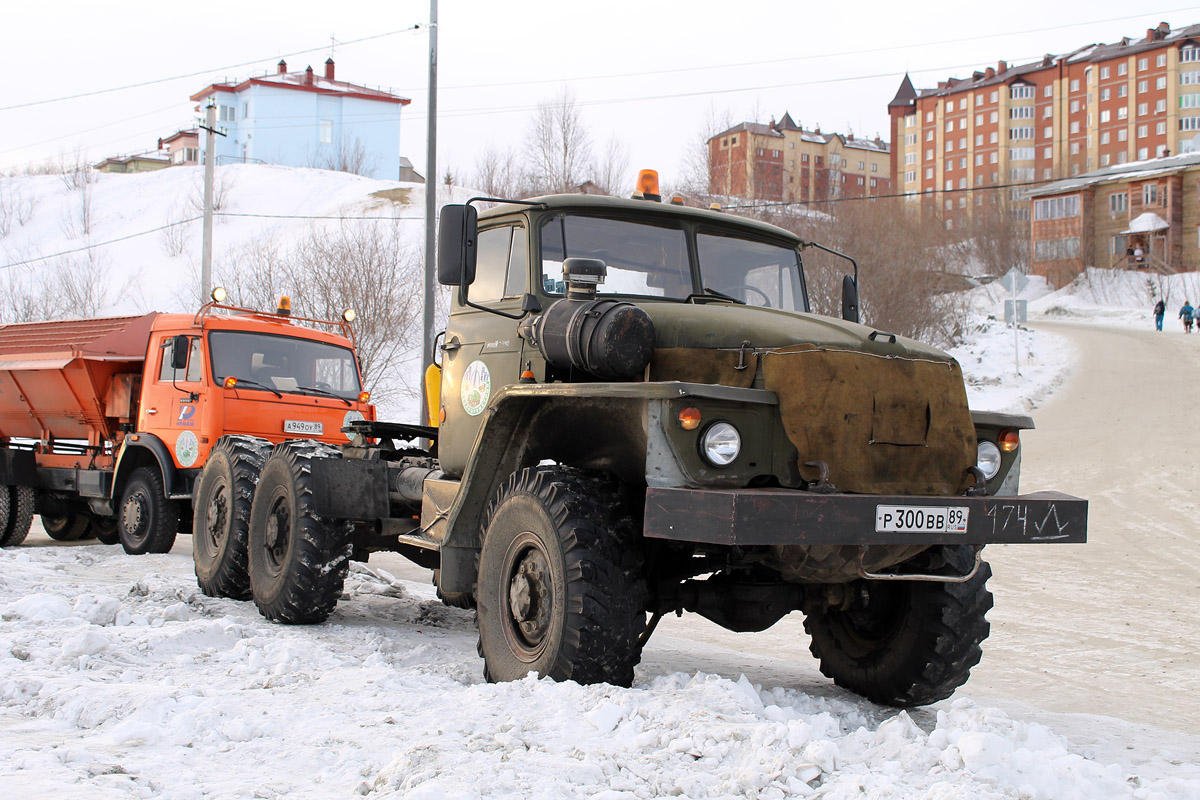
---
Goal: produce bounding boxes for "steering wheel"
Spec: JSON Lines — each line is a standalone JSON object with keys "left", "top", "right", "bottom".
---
{"left": 724, "top": 285, "right": 772, "bottom": 307}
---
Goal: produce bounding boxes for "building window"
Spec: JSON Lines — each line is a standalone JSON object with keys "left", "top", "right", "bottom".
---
{"left": 925, "top": 167, "right": 934, "bottom": 179}
{"left": 945, "top": 120, "right": 954, "bottom": 132}
{"left": 1011, "top": 84, "right": 1034, "bottom": 99}
{"left": 990, "top": 111, "right": 998, "bottom": 123}
{"left": 1101, "top": 66, "right": 1111, "bottom": 79}
{"left": 976, "top": 93, "right": 984, "bottom": 105}
{"left": 904, "top": 133, "right": 916, "bottom": 145}
{"left": 1009, "top": 147, "right": 1035, "bottom": 160}
{"left": 319, "top": 119, "right": 333, "bottom": 143}
{"left": 1119, "top": 84, "right": 1128, "bottom": 98}
{"left": 973, "top": 134, "right": 982, "bottom": 147}
{"left": 1044, "top": 85, "right": 1053, "bottom": 97}
{"left": 975, "top": 113, "right": 983, "bottom": 125}
{"left": 1181, "top": 116, "right": 1200, "bottom": 131}
{"left": 1033, "top": 195, "right": 1080, "bottom": 219}
{"left": 1118, "top": 106, "right": 1128, "bottom": 120}
{"left": 959, "top": 118, "right": 967, "bottom": 130}
{"left": 926, "top": 148, "right": 933, "bottom": 159}
{"left": 990, "top": 90, "right": 998, "bottom": 102}
{"left": 1044, "top": 146, "right": 1052, "bottom": 158}
{"left": 926, "top": 130, "right": 934, "bottom": 141}
{"left": 1157, "top": 121, "right": 1167, "bottom": 134}
{"left": 947, "top": 159, "right": 954, "bottom": 172}
{"left": 945, "top": 179, "right": 953, "bottom": 191}
{"left": 1070, "top": 142, "right": 1080, "bottom": 155}
{"left": 1145, "top": 184, "right": 1158, "bottom": 205}
{"left": 1009, "top": 127, "right": 1034, "bottom": 139}
{"left": 1138, "top": 80, "right": 1149, "bottom": 93}
{"left": 947, "top": 100, "right": 955, "bottom": 112}
{"left": 990, "top": 152, "right": 998, "bottom": 163}
{"left": 1183, "top": 46, "right": 1200, "bottom": 63}
{"left": 1138, "top": 124, "right": 1148, "bottom": 138}
{"left": 1156, "top": 99, "right": 1167, "bottom": 113}
{"left": 1010, "top": 106, "right": 1034, "bottom": 119}
{"left": 905, "top": 152, "right": 916, "bottom": 165}
{"left": 959, "top": 137, "right": 966, "bottom": 149}
{"left": 1101, "top": 88, "right": 1110, "bottom": 101}
{"left": 871, "top": 163, "right": 878, "bottom": 172}
{"left": 1138, "top": 147, "right": 1149, "bottom": 159}
{"left": 1182, "top": 93, "right": 1200, "bottom": 108}
{"left": 1070, "top": 121, "right": 1080, "bottom": 134}
{"left": 926, "top": 111, "right": 934, "bottom": 122}
{"left": 1070, "top": 79, "right": 1080, "bottom": 92}
{"left": 1101, "top": 131, "right": 1110, "bottom": 144}
{"left": 1156, "top": 76, "right": 1167, "bottom": 90}
{"left": 1043, "top": 126, "right": 1052, "bottom": 139}
{"left": 1118, "top": 62, "right": 1128, "bottom": 76}
{"left": 975, "top": 154, "right": 983, "bottom": 166}
{"left": 990, "top": 131, "right": 999, "bottom": 143}
{"left": 801, "top": 153, "right": 808, "bottom": 163}
{"left": 1100, "top": 110, "right": 1110, "bottom": 123}
{"left": 1118, "top": 128, "right": 1128, "bottom": 141}
{"left": 1183, "top": 71, "right": 1200, "bottom": 86}
{"left": 945, "top": 141, "right": 953, "bottom": 153}
{"left": 1010, "top": 167, "right": 1035, "bottom": 180}
{"left": 758, "top": 148, "right": 764, "bottom": 156}
{"left": 1110, "top": 192, "right": 1127, "bottom": 213}
{"left": 905, "top": 170, "right": 917, "bottom": 183}
{"left": 1111, "top": 235, "right": 1127, "bottom": 255}
{"left": 1034, "top": 237, "right": 1081, "bottom": 260}
{"left": 1139, "top": 57, "right": 1149, "bottom": 71}
{"left": 1044, "top": 167, "right": 1053, "bottom": 179}
{"left": 1157, "top": 53, "right": 1167, "bottom": 67}
{"left": 1138, "top": 102, "right": 1149, "bottom": 115}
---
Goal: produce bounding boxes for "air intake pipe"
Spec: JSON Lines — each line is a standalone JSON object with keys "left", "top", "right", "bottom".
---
{"left": 522, "top": 258, "right": 656, "bottom": 380}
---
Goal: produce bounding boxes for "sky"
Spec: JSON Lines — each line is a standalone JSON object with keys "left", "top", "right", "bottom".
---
{"left": 4, "top": 1, "right": 1200, "bottom": 190}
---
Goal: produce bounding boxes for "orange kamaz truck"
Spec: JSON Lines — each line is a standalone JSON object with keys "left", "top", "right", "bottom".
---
{"left": 0, "top": 292, "right": 374, "bottom": 591}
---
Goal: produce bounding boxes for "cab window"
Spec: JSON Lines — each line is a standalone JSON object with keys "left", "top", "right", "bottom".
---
{"left": 471, "top": 225, "right": 526, "bottom": 303}
{"left": 159, "top": 336, "right": 202, "bottom": 382}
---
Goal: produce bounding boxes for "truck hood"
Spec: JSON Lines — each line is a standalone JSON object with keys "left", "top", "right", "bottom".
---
{"left": 642, "top": 301, "right": 954, "bottom": 363}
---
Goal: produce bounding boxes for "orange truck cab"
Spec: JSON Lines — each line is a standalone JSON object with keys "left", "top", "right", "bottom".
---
{"left": 0, "top": 294, "right": 375, "bottom": 556}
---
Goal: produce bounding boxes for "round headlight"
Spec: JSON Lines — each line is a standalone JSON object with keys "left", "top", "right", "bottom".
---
{"left": 977, "top": 440, "right": 1002, "bottom": 481}
{"left": 701, "top": 422, "right": 741, "bottom": 467}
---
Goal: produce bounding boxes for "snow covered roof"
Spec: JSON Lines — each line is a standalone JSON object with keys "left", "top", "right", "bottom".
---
{"left": 1123, "top": 212, "right": 1170, "bottom": 233}
{"left": 1026, "top": 151, "right": 1200, "bottom": 198}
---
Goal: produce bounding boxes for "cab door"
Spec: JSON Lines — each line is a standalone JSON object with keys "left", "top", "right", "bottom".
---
{"left": 139, "top": 333, "right": 208, "bottom": 470}
{"left": 438, "top": 222, "right": 531, "bottom": 477}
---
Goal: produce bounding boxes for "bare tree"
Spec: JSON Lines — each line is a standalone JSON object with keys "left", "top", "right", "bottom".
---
{"left": 316, "top": 135, "right": 381, "bottom": 178}
{"left": 524, "top": 88, "right": 592, "bottom": 195}
{"left": 472, "top": 146, "right": 522, "bottom": 198}
{"left": 674, "top": 104, "right": 735, "bottom": 200}
{"left": 592, "top": 136, "right": 631, "bottom": 196}
{"left": 0, "top": 249, "right": 110, "bottom": 323}
{"left": 963, "top": 201, "right": 1031, "bottom": 278}
{"left": 0, "top": 179, "right": 34, "bottom": 237}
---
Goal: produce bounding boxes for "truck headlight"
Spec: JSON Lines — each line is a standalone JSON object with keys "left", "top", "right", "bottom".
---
{"left": 977, "top": 441, "right": 1002, "bottom": 480}
{"left": 701, "top": 422, "right": 741, "bottom": 467}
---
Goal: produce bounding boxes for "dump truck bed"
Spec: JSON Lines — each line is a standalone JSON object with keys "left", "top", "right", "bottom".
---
{"left": 0, "top": 314, "right": 159, "bottom": 442}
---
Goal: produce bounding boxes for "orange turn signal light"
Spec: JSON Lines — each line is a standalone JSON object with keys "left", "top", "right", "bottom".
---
{"left": 678, "top": 406, "right": 702, "bottom": 431}
{"left": 358, "top": 391, "right": 371, "bottom": 403}
{"left": 224, "top": 376, "right": 238, "bottom": 389}
{"left": 277, "top": 296, "right": 292, "bottom": 316}
{"left": 998, "top": 429, "right": 1020, "bottom": 452}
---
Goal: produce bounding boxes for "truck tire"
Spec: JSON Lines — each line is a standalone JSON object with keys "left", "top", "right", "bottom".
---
{"left": 118, "top": 467, "right": 180, "bottom": 554}
{"left": 42, "top": 514, "right": 91, "bottom": 542}
{"left": 193, "top": 436, "right": 271, "bottom": 599}
{"left": 0, "top": 486, "right": 34, "bottom": 547}
{"left": 248, "top": 440, "right": 352, "bottom": 624}
{"left": 803, "top": 545, "right": 993, "bottom": 707}
{"left": 432, "top": 569, "right": 476, "bottom": 609}
{"left": 91, "top": 515, "right": 120, "bottom": 545}
{"left": 475, "top": 466, "right": 646, "bottom": 687}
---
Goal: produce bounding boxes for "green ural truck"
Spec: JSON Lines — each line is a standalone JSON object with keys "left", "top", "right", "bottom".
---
{"left": 227, "top": 181, "right": 1087, "bottom": 707}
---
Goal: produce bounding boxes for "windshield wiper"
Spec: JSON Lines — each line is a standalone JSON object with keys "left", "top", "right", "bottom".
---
{"left": 224, "top": 377, "right": 282, "bottom": 398}
{"left": 296, "top": 385, "right": 352, "bottom": 406}
{"left": 702, "top": 287, "right": 745, "bottom": 304}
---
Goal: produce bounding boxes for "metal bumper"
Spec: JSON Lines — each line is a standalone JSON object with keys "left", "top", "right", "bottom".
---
{"left": 643, "top": 487, "right": 1087, "bottom": 546}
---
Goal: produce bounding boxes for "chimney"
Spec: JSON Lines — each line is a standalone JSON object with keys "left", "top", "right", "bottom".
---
{"left": 1159, "top": 21, "right": 1170, "bottom": 35}
{"left": 304, "top": 65, "right": 314, "bottom": 85}
{"left": 997, "top": 61, "right": 1007, "bottom": 73}
{"left": 1147, "top": 28, "right": 1156, "bottom": 41}
{"left": 277, "top": 59, "right": 287, "bottom": 75}
{"left": 325, "top": 58, "right": 335, "bottom": 81}
{"left": 985, "top": 67, "right": 995, "bottom": 79}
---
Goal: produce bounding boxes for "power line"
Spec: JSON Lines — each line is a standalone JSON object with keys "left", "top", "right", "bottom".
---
{"left": 0, "top": 217, "right": 200, "bottom": 270}
{"left": 0, "top": 25, "right": 423, "bottom": 113}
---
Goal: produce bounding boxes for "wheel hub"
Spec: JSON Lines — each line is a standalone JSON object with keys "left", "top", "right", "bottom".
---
{"left": 508, "top": 548, "right": 551, "bottom": 644}
{"left": 265, "top": 496, "right": 290, "bottom": 564}
{"left": 205, "top": 486, "right": 229, "bottom": 546}
{"left": 122, "top": 495, "right": 144, "bottom": 534}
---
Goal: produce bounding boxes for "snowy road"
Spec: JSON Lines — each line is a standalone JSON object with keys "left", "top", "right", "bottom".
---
{"left": 4, "top": 320, "right": 1200, "bottom": 798}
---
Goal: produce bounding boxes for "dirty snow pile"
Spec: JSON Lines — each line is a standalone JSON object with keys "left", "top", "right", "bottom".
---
{"left": 2, "top": 542, "right": 1198, "bottom": 799}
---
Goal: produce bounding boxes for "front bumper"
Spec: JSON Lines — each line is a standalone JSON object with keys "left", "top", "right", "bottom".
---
{"left": 643, "top": 487, "right": 1087, "bottom": 546}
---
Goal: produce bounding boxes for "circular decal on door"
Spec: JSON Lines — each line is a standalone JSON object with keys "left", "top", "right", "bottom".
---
{"left": 343, "top": 409, "right": 365, "bottom": 440}
{"left": 175, "top": 430, "right": 199, "bottom": 467}
{"left": 460, "top": 360, "right": 491, "bottom": 417}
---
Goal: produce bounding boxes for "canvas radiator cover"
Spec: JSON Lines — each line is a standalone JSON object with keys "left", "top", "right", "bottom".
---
{"left": 762, "top": 345, "right": 975, "bottom": 496}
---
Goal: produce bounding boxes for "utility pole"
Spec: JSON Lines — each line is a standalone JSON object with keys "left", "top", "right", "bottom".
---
{"left": 420, "top": 0, "right": 438, "bottom": 427}
{"left": 199, "top": 102, "right": 226, "bottom": 300}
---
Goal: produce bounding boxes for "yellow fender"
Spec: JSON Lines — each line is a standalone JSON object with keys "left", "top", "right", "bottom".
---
{"left": 424, "top": 362, "right": 442, "bottom": 427}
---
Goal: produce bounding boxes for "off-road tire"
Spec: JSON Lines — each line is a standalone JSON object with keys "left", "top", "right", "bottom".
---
{"left": 803, "top": 545, "right": 993, "bottom": 707}
{"left": 0, "top": 486, "right": 31, "bottom": 547}
{"left": 433, "top": 568, "right": 476, "bottom": 609}
{"left": 193, "top": 435, "right": 271, "bottom": 599}
{"left": 118, "top": 467, "right": 180, "bottom": 554}
{"left": 42, "top": 514, "right": 91, "bottom": 542}
{"left": 476, "top": 466, "right": 647, "bottom": 687}
{"left": 1, "top": 486, "right": 35, "bottom": 547}
{"left": 248, "top": 440, "right": 352, "bottom": 624}
{"left": 92, "top": 515, "right": 120, "bottom": 545}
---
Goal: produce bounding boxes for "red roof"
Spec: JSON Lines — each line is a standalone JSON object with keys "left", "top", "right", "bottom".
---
{"left": 191, "top": 70, "right": 410, "bottom": 105}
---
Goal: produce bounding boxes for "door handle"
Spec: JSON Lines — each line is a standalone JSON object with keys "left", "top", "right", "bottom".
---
{"left": 147, "top": 408, "right": 158, "bottom": 415}
{"left": 442, "top": 337, "right": 462, "bottom": 352}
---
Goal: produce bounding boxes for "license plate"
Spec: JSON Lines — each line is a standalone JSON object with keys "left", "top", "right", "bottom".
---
{"left": 284, "top": 420, "right": 324, "bottom": 435}
{"left": 875, "top": 505, "right": 968, "bottom": 534}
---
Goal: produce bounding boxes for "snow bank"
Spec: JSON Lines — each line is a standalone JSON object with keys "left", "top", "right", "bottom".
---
{"left": 1, "top": 544, "right": 1197, "bottom": 799}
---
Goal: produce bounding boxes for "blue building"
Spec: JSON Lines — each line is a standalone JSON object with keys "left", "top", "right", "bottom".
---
{"left": 190, "top": 59, "right": 410, "bottom": 180}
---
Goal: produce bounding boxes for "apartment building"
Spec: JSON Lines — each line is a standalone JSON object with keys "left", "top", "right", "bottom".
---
{"left": 889, "top": 21, "right": 1200, "bottom": 224}
{"left": 709, "top": 113, "right": 891, "bottom": 203}
{"left": 1026, "top": 152, "right": 1200, "bottom": 286}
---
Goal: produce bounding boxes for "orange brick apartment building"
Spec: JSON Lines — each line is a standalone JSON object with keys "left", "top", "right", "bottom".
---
{"left": 889, "top": 22, "right": 1200, "bottom": 225}
{"left": 709, "top": 113, "right": 891, "bottom": 203}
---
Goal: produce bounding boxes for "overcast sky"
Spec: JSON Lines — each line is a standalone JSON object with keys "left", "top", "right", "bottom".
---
{"left": 4, "top": 1, "right": 1200, "bottom": 190}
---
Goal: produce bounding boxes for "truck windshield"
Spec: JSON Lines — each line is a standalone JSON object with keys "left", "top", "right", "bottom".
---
{"left": 539, "top": 214, "right": 804, "bottom": 310}
{"left": 208, "top": 331, "right": 362, "bottom": 399}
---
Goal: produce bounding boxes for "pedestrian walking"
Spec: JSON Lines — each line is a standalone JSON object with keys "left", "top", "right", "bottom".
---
{"left": 1181, "top": 300, "right": 1195, "bottom": 333}
{"left": 1154, "top": 299, "right": 1165, "bottom": 331}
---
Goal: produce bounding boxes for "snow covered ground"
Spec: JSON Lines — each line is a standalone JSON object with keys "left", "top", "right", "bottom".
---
{"left": 4, "top": 166, "right": 1200, "bottom": 797}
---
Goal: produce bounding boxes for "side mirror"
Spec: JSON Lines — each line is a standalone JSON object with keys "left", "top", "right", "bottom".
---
{"left": 171, "top": 335, "right": 190, "bottom": 370}
{"left": 437, "top": 204, "right": 478, "bottom": 287}
{"left": 841, "top": 275, "right": 860, "bottom": 324}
